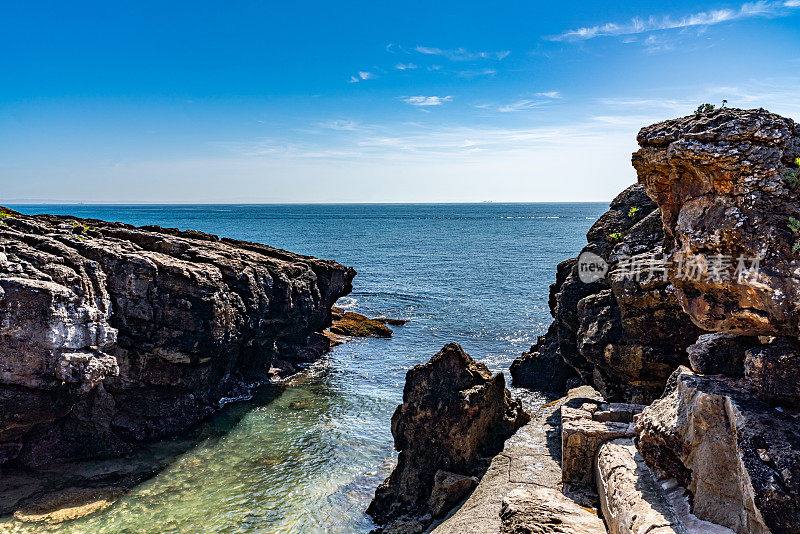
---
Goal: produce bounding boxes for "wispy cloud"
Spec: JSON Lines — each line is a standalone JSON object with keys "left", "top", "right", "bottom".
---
{"left": 457, "top": 68, "right": 497, "bottom": 78}
{"left": 349, "top": 71, "right": 377, "bottom": 83}
{"left": 550, "top": 1, "right": 799, "bottom": 41}
{"left": 401, "top": 95, "right": 453, "bottom": 106}
{"left": 395, "top": 63, "right": 418, "bottom": 70}
{"left": 498, "top": 100, "right": 548, "bottom": 112}
{"left": 316, "top": 120, "right": 362, "bottom": 131}
{"left": 537, "top": 91, "right": 561, "bottom": 99}
{"left": 414, "top": 46, "right": 511, "bottom": 61}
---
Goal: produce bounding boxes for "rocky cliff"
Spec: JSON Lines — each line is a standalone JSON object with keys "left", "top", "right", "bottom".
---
{"left": 510, "top": 107, "right": 800, "bottom": 534}
{"left": 0, "top": 208, "right": 355, "bottom": 467}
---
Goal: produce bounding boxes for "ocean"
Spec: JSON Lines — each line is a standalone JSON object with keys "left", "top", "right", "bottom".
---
{"left": 2, "top": 203, "right": 606, "bottom": 533}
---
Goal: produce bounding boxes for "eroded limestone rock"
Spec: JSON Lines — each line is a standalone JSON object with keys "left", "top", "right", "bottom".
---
{"left": 367, "top": 343, "right": 529, "bottom": 530}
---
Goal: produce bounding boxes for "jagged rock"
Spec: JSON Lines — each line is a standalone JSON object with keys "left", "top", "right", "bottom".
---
{"left": 633, "top": 108, "right": 800, "bottom": 337}
{"left": 687, "top": 333, "right": 758, "bottom": 376}
{"left": 0, "top": 208, "right": 354, "bottom": 467}
{"left": 636, "top": 366, "right": 800, "bottom": 534}
{"left": 367, "top": 343, "right": 529, "bottom": 528}
{"left": 499, "top": 487, "right": 607, "bottom": 534}
{"left": 427, "top": 471, "right": 479, "bottom": 518}
{"left": 744, "top": 337, "right": 800, "bottom": 407}
{"left": 511, "top": 185, "right": 701, "bottom": 403}
{"left": 510, "top": 323, "right": 577, "bottom": 393}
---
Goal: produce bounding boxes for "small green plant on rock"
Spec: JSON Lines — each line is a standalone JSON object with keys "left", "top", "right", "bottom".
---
{"left": 609, "top": 232, "right": 624, "bottom": 243}
{"left": 695, "top": 103, "right": 715, "bottom": 114}
{"left": 784, "top": 157, "right": 800, "bottom": 189}
{"left": 628, "top": 206, "right": 641, "bottom": 219}
{"left": 789, "top": 217, "right": 800, "bottom": 253}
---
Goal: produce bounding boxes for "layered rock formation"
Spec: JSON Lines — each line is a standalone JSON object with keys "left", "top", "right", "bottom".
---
{"left": 0, "top": 207, "right": 354, "bottom": 467}
{"left": 367, "top": 343, "right": 529, "bottom": 532}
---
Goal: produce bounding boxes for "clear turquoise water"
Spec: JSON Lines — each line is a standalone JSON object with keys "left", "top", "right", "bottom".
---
{"left": 2, "top": 203, "right": 605, "bottom": 533}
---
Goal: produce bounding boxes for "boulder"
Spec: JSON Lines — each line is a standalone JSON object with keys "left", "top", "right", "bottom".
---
{"left": 367, "top": 343, "right": 529, "bottom": 528}
{"left": 636, "top": 366, "right": 800, "bottom": 534}
{"left": 687, "top": 333, "right": 759, "bottom": 376}
{"left": 427, "top": 471, "right": 479, "bottom": 518}
{"left": 633, "top": 108, "right": 800, "bottom": 337}
{"left": 499, "top": 487, "right": 607, "bottom": 534}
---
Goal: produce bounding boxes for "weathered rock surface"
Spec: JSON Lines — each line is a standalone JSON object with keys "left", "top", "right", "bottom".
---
{"left": 633, "top": 108, "right": 800, "bottom": 337}
{"left": 596, "top": 438, "right": 734, "bottom": 534}
{"left": 686, "top": 332, "right": 758, "bottom": 376}
{"left": 367, "top": 343, "right": 529, "bottom": 531}
{"left": 744, "top": 337, "right": 800, "bottom": 407}
{"left": 499, "top": 487, "right": 606, "bottom": 534}
{"left": 636, "top": 366, "right": 800, "bottom": 534}
{"left": 0, "top": 207, "right": 355, "bottom": 467}
{"left": 511, "top": 185, "right": 702, "bottom": 403}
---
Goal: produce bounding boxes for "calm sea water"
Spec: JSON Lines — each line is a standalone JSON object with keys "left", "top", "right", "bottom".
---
{"left": 1, "top": 203, "right": 605, "bottom": 533}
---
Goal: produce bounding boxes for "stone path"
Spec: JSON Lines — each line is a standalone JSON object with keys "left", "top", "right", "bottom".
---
{"left": 431, "top": 386, "right": 604, "bottom": 533}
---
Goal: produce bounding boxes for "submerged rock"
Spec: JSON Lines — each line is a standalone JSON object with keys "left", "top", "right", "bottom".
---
{"left": 0, "top": 208, "right": 355, "bottom": 467}
{"left": 329, "top": 306, "right": 394, "bottom": 338}
{"left": 367, "top": 343, "right": 529, "bottom": 531}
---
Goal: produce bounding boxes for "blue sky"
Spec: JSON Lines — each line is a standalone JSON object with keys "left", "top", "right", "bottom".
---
{"left": 2, "top": 0, "right": 800, "bottom": 203}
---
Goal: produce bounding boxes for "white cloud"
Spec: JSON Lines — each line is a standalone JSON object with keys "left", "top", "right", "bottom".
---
{"left": 550, "top": 1, "right": 799, "bottom": 41}
{"left": 536, "top": 91, "right": 561, "bottom": 99}
{"left": 401, "top": 96, "right": 453, "bottom": 106}
{"left": 349, "top": 71, "right": 376, "bottom": 83}
{"left": 395, "top": 63, "right": 418, "bottom": 70}
{"left": 414, "top": 46, "right": 511, "bottom": 61}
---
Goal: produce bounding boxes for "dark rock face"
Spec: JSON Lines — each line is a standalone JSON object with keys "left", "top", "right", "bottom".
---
{"left": 745, "top": 338, "right": 800, "bottom": 408}
{"left": 633, "top": 108, "right": 800, "bottom": 337}
{"left": 0, "top": 208, "right": 354, "bottom": 467}
{"left": 511, "top": 185, "right": 703, "bottom": 403}
{"left": 367, "top": 343, "right": 529, "bottom": 530}
{"left": 509, "top": 322, "right": 577, "bottom": 393}
{"left": 636, "top": 366, "right": 800, "bottom": 534}
{"left": 687, "top": 332, "right": 758, "bottom": 376}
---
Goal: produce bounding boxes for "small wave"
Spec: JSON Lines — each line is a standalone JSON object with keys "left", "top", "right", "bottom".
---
{"left": 335, "top": 296, "right": 358, "bottom": 309}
